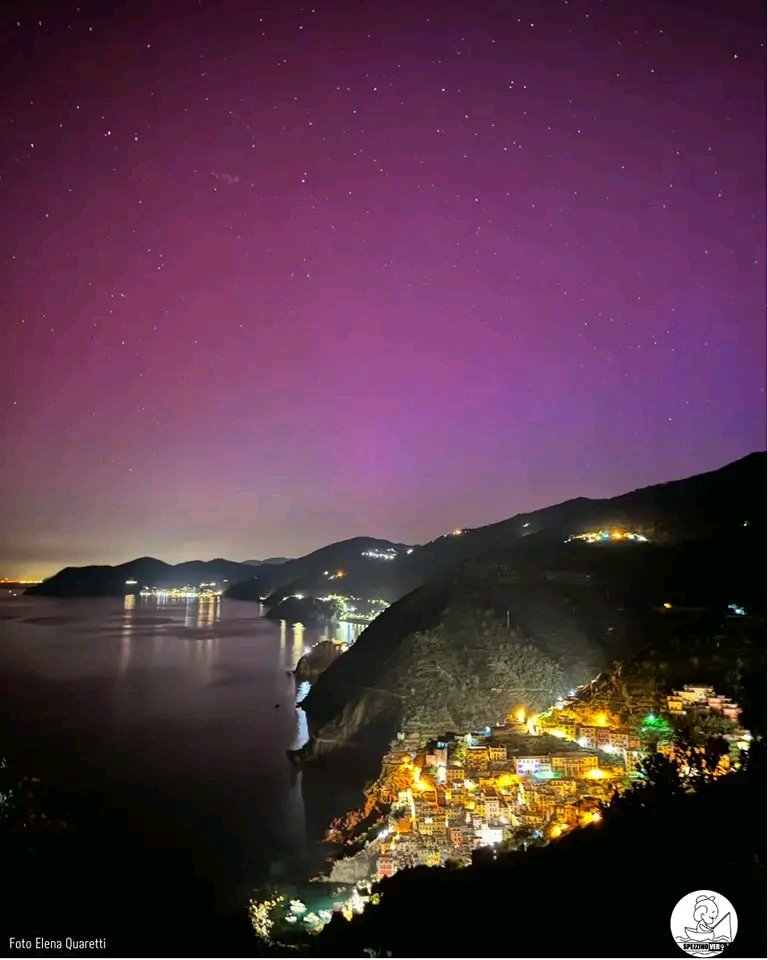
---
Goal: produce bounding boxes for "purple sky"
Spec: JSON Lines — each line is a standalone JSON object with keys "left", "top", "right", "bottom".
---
{"left": 1, "top": 0, "right": 765, "bottom": 578}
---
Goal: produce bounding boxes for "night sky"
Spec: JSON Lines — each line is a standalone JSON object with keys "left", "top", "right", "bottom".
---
{"left": 1, "top": 0, "right": 764, "bottom": 578}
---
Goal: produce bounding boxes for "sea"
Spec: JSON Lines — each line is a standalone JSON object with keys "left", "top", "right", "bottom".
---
{"left": 0, "top": 591, "right": 363, "bottom": 952}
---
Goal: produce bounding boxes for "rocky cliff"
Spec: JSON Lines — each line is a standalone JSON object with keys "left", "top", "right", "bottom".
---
{"left": 294, "top": 641, "right": 344, "bottom": 684}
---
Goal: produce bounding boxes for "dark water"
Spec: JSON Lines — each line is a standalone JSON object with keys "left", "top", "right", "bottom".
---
{"left": 0, "top": 593, "right": 363, "bottom": 953}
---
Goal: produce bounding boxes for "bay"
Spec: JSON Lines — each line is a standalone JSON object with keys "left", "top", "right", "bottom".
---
{"left": 0, "top": 592, "right": 363, "bottom": 954}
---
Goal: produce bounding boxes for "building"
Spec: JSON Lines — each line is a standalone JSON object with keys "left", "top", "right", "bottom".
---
{"left": 548, "top": 778, "right": 579, "bottom": 800}
{"left": 515, "top": 755, "right": 553, "bottom": 777}
{"left": 449, "top": 827, "right": 464, "bottom": 847}
{"left": 539, "top": 714, "right": 578, "bottom": 739}
{"left": 721, "top": 700, "right": 741, "bottom": 721}
{"left": 667, "top": 695, "right": 686, "bottom": 716}
{"left": 425, "top": 741, "right": 449, "bottom": 770}
{"left": 551, "top": 753, "right": 598, "bottom": 778}
{"left": 668, "top": 685, "right": 742, "bottom": 723}
{"left": 377, "top": 855, "right": 396, "bottom": 880}
{"left": 467, "top": 746, "right": 490, "bottom": 767}
{"left": 478, "top": 825, "right": 504, "bottom": 846}
{"left": 483, "top": 792, "right": 502, "bottom": 821}
{"left": 577, "top": 725, "right": 616, "bottom": 750}
{"left": 417, "top": 817, "right": 435, "bottom": 836}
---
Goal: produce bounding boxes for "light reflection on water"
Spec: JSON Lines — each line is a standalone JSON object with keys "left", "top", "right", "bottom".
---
{"left": 120, "top": 593, "right": 135, "bottom": 673}
{"left": 327, "top": 620, "right": 365, "bottom": 647}
{"left": 117, "top": 595, "right": 225, "bottom": 684}
{"left": 0, "top": 593, "right": 340, "bottom": 905}
{"left": 292, "top": 620, "right": 305, "bottom": 657}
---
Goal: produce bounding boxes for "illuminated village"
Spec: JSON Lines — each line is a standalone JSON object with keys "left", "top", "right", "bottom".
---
{"left": 322, "top": 595, "right": 390, "bottom": 624}
{"left": 136, "top": 582, "right": 225, "bottom": 599}
{"left": 251, "top": 670, "right": 749, "bottom": 940}
{"left": 564, "top": 529, "right": 649, "bottom": 544}
{"left": 278, "top": 591, "right": 390, "bottom": 624}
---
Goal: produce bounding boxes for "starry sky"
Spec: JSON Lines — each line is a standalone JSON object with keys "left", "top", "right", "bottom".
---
{"left": 1, "top": 0, "right": 764, "bottom": 578}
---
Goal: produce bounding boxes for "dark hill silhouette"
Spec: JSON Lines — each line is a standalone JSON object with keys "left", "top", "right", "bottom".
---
{"left": 26, "top": 557, "right": 263, "bottom": 597}
{"left": 28, "top": 454, "right": 764, "bottom": 605}
{"left": 385, "top": 450, "right": 765, "bottom": 597}
{"left": 225, "top": 537, "right": 413, "bottom": 603}
{"left": 230, "top": 452, "right": 765, "bottom": 608}
{"left": 243, "top": 557, "right": 291, "bottom": 566}
{"left": 298, "top": 453, "right": 765, "bottom": 765}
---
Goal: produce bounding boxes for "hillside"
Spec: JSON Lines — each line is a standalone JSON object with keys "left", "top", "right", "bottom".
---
{"left": 299, "top": 453, "right": 765, "bottom": 765}
{"left": 25, "top": 556, "right": 264, "bottom": 597}
{"left": 30, "top": 454, "right": 763, "bottom": 606}
{"left": 232, "top": 452, "right": 765, "bottom": 609}
{"left": 225, "top": 537, "right": 414, "bottom": 603}
{"left": 243, "top": 557, "right": 291, "bottom": 566}
{"left": 388, "top": 450, "right": 766, "bottom": 595}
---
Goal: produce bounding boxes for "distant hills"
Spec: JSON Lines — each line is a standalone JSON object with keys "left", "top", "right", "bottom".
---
{"left": 225, "top": 537, "right": 414, "bottom": 602}
{"left": 22, "top": 453, "right": 767, "bottom": 771}
{"left": 243, "top": 557, "right": 291, "bottom": 566}
{"left": 25, "top": 539, "right": 413, "bottom": 599}
{"left": 25, "top": 557, "right": 263, "bottom": 597}
{"left": 26, "top": 453, "right": 766, "bottom": 617}
{"left": 237, "top": 451, "right": 767, "bottom": 605}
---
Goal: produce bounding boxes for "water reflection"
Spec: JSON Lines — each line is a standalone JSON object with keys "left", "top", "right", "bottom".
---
{"left": 315, "top": 620, "right": 364, "bottom": 648}
{"left": 188, "top": 630, "right": 219, "bottom": 685}
{"left": 120, "top": 594, "right": 135, "bottom": 674}
{"left": 284, "top": 767, "right": 308, "bottom": 854}
{"left": 184, "top": 598, "right": 195, "bottom": 628}
{"left": 335, "top": 620, "right": 364, "bottom": 647}
{"left": 116, "top": 596, "right": 227, "bottom": 679}
{"left": 196, "top": 595, "right": 220, "bottom": 628}
{"left": 0, "top": 593, "right": 328, "bottom": 908}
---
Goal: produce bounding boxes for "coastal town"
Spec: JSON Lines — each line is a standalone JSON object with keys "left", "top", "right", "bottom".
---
{"left": 564, "top": 529, "right": 649, "bottom": 544}
{"left": 135, "top": 582, "right": 225, "bottom": 599}
{"left": 251, "top": 669, "right": 749, "bottom": 940}
{"left": 318, "top": 594, "right": 391, "bottom": 624}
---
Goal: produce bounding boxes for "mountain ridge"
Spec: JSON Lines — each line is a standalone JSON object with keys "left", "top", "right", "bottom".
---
{"left": 297, "top": 451, "right": 766, "bottom": 765}
{"left": 25, "top": 557, "right": 263, "bottom": 597}
{"left": 24, "top": 452, "right": 765, "bottom": 603}
{"left": 239, "top": 451, "right": 766, "bottom": 605}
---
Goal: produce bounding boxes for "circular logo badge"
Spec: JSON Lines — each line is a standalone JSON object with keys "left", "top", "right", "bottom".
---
{"left": 671, "top": 890, "right": 738, "bottom": 956}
